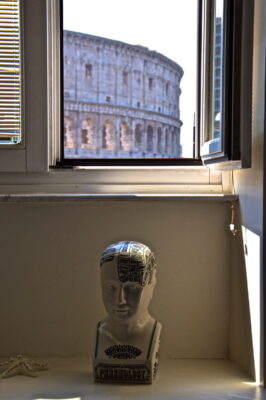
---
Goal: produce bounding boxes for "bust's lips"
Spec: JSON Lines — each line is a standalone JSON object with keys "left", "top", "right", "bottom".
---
{"left": 113, "top": 309, "right": 130, "bottom": 316}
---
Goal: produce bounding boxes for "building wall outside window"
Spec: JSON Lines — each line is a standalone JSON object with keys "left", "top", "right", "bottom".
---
{"left": 63, "top": 31, "right": 183, "bottom": 159}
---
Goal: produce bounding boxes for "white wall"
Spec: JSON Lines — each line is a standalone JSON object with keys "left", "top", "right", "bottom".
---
{"left": 0, "top": 199, "right": 230, "bottom": 358}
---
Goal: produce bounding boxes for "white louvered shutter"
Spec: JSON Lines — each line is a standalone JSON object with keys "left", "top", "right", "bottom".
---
{"left": 0, "top": 0, "right": 21, "bottom": 144}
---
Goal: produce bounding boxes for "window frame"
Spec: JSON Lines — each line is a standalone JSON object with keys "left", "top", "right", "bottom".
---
{"left": 200, "top": 0, "right": 254, "bottom": 168}
{"left": 0, "top": 0, "right": 252, "bottom": 195}
{"left": 0, "top": 0, "right": 254, "bottom": 172}
{"left": 59, "top": 0, "right": 203, "bottom": 167}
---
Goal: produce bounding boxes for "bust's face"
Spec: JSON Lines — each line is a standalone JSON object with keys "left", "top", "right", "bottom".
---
{"left": 101, "top": 258, "right": 154, "bottom": 324}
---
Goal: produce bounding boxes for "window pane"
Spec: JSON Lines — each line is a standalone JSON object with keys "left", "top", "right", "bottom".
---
{"left": 0, "top": 0, "right": 22, "bottom": 144}
{"left": 209, "top": 0, "right": 223, "bottom": 150}
{"left": 63, "top": 0, "right": 198, "bottom": 160}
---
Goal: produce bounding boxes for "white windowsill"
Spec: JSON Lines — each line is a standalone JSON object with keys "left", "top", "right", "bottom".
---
{"left": 0, "top": 193, "right": 237, "bottom": 202}
{"left": 0, "top": 166, "right": 231, "bottom": 195}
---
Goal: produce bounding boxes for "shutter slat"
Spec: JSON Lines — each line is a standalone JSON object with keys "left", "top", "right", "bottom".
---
{"left": 0, "top": 0, "right": 21, "bottom": 142}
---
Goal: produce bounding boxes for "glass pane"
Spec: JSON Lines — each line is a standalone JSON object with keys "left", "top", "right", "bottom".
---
{"left": 208, "top": 0, "right": 223, "bottom": 152}
{"left": 63, "top": 0, "right": 198, "bottom": 160}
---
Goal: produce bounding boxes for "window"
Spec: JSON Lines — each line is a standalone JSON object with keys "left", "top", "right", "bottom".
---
{"left": 62, "top": 0, "right": 199, "bottom": 165}
{"left": 165, "top": 83, "right": 169, "bottom": 96}
{"left": 61, "top": 0, "right": 253, "bottom": 168}
{"left": 200, "top": 0, "right": 254, "bottom": 167}
{"left": 85, "top": 63, "right": 92, "bottom": 77}
{"left": 122, "top": 71, "right": 128, "bottom": 85}
{"left": 0, "top": 0, "right": 254, "bottom": 180}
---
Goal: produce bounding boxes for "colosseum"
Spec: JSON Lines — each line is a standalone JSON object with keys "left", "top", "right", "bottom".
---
{"left": 63, "top": 31, "right": 184, "bottom": 159}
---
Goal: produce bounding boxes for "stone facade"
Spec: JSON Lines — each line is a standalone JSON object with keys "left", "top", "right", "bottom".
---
{"left": 64, "top": 31, "right": 183, "bottom": 158}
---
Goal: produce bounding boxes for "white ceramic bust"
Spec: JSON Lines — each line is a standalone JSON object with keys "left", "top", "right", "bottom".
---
{"left": 93, "top": 241, "right": 161, "bottom": 384}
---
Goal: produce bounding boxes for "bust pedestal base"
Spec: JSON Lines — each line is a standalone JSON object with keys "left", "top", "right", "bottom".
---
{"left": 94, "top": 358, "right": 158, "bottom": 384}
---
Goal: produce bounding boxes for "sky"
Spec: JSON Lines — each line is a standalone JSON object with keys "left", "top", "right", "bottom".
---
{"left": 63, "top": 0, "right": 198, "bottom": 157}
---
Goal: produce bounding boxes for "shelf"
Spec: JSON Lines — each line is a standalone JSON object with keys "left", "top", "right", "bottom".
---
{"left": 0, "top": 358, "right": 263, "bottom": 400}
{"left": 0, "top": 193, "right": 237, "bottom": 203}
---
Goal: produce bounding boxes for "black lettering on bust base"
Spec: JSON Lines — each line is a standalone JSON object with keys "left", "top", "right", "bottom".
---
{"left": 95, "top": 364, "right": 150, "bottom": 384}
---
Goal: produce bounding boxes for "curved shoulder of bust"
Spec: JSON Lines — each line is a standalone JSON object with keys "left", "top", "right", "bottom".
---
{"left": 97, "top": 318, "right": 108, "bottom": 329}
{"left": 155, "top": 320, "right": 162, "bottom": 331}
{"left": 152, "top": 320, "right": 162, "bottom": 340}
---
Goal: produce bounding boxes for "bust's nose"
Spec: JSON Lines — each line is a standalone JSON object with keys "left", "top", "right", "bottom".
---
{"left": 117, "top": 284, "right": 126, "bottom": 306}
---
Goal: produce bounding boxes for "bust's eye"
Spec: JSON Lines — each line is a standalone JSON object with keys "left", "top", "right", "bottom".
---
{"left": 103, "top": 284, "right": 116, "bottom": 292}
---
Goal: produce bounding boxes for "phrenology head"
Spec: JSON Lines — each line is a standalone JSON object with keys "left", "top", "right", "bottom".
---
{"left": 100, "top": 241, "right": 156, "bottom": 286}
{"left": 100, "top": 241, "right": 157, "bottom": 322}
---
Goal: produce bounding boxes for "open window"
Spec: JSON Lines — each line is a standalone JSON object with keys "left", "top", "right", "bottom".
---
{"left": 61, "top": 0, "right": 200, "bottom": 166}
{"left": 60, "top": 0, "right": 254, "bottom": 169}
{"left": 200, "top": 0, "right": 254, "bottom": 168}
{"left": 0, "top": 0, "right": 254, "bottom": 175}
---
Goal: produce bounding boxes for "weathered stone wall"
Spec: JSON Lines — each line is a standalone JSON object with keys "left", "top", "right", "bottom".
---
{"left": 64, "top": 31, "right": 183, "bottom": 158}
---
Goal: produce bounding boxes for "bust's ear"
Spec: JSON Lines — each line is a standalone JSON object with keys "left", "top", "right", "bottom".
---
{"left": 151, "top": 269, "right": 157, "bottom": 287}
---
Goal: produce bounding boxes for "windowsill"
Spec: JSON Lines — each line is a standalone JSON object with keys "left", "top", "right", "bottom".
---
{"left": 0, "top": 357, "right": 258, "bottom": 400}
{"left": 0, "top": 193, "right": 237, "bottom": 202}
{"left": 0, "top": 166, "right": 231, "bottom": 195}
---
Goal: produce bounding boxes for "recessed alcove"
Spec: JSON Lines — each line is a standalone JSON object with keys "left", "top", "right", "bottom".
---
{"left": 0, "top": 194, "right": 260, "bottom": 399}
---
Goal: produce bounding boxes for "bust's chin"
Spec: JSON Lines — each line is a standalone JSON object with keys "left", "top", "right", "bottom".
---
{"left": 110, "top": 309, "right": 132, "bottom": 322}
{"left": 112, "top": 309, "right": 131, "bottom": 318}
{"left": 107, "top": 309, "right": 153, "bottom": 327}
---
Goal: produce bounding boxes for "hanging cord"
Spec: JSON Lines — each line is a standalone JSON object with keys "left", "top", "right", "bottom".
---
{"left": 229, "top": 171, "right": 237, "bottom": 236}
{"left": 230, "top": 201, "right": 237, "bottom": 236}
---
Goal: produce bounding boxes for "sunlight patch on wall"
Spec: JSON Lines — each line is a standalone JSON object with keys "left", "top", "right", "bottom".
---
{"left": 34, "top": 397, "right": 81, "bottom": 400}
{"left": 242, "top": 226, "right": 261, "bottom": 384}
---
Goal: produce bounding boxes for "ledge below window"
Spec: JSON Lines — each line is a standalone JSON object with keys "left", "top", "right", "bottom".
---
{"left": 0, "top": 193, "right": 237, "bottom": 203}
{"left": 0, "top": 166, "right": 229, "bottom": 195}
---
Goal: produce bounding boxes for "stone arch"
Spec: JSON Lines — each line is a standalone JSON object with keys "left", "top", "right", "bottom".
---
{"left": 170, "top": 128, "right": 175, "bottom": 156}
{"left": 64, "top": 117, "right": 75, "bottom": 148}
{"left": 85, "top": 63, "right": 92, "bottom": 78}
{"left": 81, "top": 118, "right": 96, "bottom": 150}
{"left": 157, "top": 127, "right": 163, "bottom": 154}
{"left": 120, "top": 122, "right": 131, "bottom": 151}
{"left": 147, "top": 125, "right": 153, "bottom": 153}
{"left": 171, "top": 128, "right": 176, "bottom": 156}
{"left": 122, "top": 71, "right": 128, "bottom": 85}
{"left": 165, "top": 127, "right": 170, "bottom": 155}
{"left": 166, "top": 82, "right": 169, "bottom": 96}
{"left": 102, "top": 119, "right": 115, "bottom": 151}
{"left": 134, "top": 123, "right": 142, "bottom": 151}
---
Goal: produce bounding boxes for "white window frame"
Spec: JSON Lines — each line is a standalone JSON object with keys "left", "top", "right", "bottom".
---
{"left": 0, "top": 0, "right": 228, "bottom": 195}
